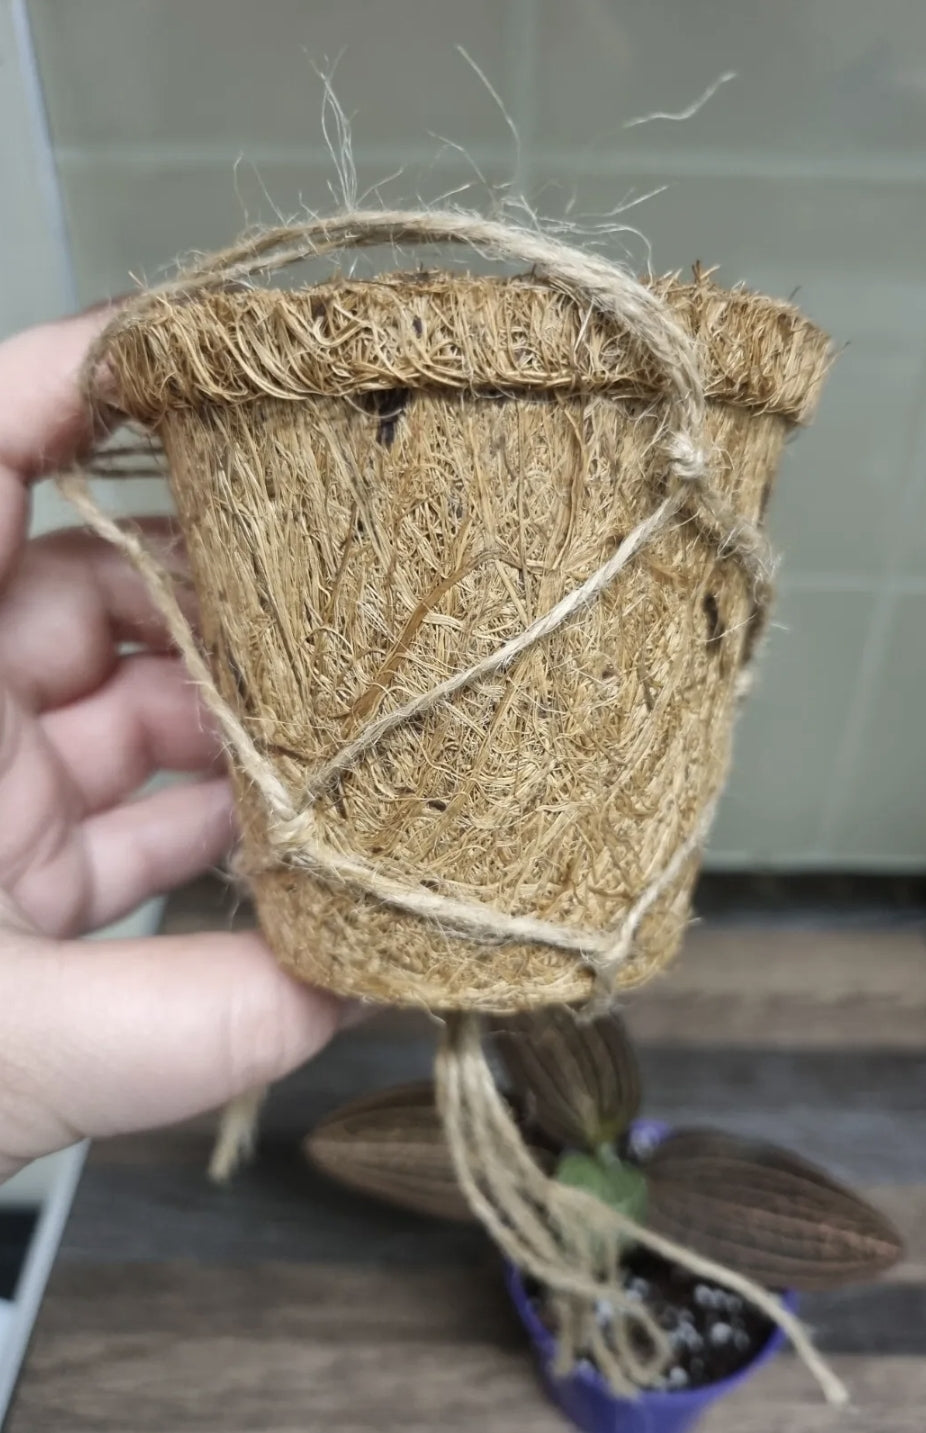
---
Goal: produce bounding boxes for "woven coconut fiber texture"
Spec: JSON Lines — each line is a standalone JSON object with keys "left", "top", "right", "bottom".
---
{"left": 103, "top": 270, "right": 829, "bottom": 1012}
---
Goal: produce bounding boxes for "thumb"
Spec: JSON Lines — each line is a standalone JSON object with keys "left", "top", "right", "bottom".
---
{"left": 0, "top": 928, "right": 343, "bottom": 1175}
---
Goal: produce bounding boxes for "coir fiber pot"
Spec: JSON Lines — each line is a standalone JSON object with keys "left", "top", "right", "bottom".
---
{"left": 91, "top": 222, "right": 829, "bottom": 1015}
{"left": 504, "top": 1124, "right": 796, "bottom": 1433}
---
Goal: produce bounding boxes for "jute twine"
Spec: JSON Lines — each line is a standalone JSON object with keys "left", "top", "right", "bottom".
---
{"left": 62, "top": 210, "right": 839, "bottom": 1399}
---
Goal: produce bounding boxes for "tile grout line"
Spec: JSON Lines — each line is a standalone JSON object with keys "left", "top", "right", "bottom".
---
{"left": 816, "top": 337, "right": 926, "bottom": 851}
{"left": 504, "top": 0, "right": 538, "bottom": 198}
{"left": 813, "top": 592, "right": 895, "bottom": 856}
{"left": 50, "top": 142, "right": 926, "bottom": 186}
{"left": 705, "top": 850, "right": 926, "bottom": 873}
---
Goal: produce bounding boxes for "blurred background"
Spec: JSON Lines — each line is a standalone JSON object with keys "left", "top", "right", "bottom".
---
{"left": 2, "top": 5, "right": 926, "bottom": 1428}
{"left": 6, "top": 0, "right": 926, "bottom": 871}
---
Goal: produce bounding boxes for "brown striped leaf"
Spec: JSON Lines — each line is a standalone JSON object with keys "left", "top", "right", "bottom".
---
{"left": 645, "top": 1127, "right": 904, "bottom": 1292}
{"left": 305, "top": 1082, "right": 476, "bottom": 1223}
{"left": 493, "top": 1008, "right": 641, "bottom": 1151}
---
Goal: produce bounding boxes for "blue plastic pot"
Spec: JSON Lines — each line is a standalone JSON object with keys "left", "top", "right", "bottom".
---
{"left": 506, "top": 1120, "right": 795, "bottom": 1433}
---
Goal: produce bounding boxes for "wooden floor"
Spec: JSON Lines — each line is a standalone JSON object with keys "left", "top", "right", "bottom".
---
{"left": 8, "top": 877, "right": 926, "bottom": 1432}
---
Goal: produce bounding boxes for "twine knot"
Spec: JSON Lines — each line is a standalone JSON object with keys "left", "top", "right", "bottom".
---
{"left": 665, "top": 433, "right": 708, "bottom": 484}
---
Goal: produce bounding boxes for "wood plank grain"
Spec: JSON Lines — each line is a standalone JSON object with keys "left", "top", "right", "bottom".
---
{"left": 20, "top": 1259, "right": 926, "bottom": 1351}
{"left": 14, "top": 1263, "right": 520, "bottom": 1342}
{"left": 628, "top": 925, "right": 926, "bottom": 1048}
{"left": 706, "top": 1357, "right": 926, "bottom": 1433}
{"left": 10, "top": 1268, "right": 926, "bottom": 1433}
{"left": 9, "top": 1337, "right": 561, "bottom": 1433}
{"left": 874, "top": 1186, "right": 926, "bottom": 1282}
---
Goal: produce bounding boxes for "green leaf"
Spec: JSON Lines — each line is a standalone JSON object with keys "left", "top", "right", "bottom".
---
{"left": 556, "top": 1151, "right": 648, "bottom": 1223}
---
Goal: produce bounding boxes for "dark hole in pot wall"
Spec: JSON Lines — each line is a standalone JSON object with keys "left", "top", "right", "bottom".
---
{"left": 359, "top": 388, "right": 411, "bottom": 447}
{"left": 703, "top": 592, "right": 725, "bottom": 646}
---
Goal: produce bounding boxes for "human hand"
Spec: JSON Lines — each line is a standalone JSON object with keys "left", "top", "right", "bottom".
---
{"left": 0, "top": 308, "right": 345, "bottom": 1183}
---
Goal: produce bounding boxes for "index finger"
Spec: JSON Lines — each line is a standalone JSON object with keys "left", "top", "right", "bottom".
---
{"left": 0, "top": 303, "right": 120, "bottom": 574}
{"left": 0, "top": 306, "right": 121, "bottom": 481}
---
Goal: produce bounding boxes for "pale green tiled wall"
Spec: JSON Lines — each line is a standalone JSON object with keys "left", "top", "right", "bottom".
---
{"left": 24, "top": 0, "right": 926, "bottom": 867}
